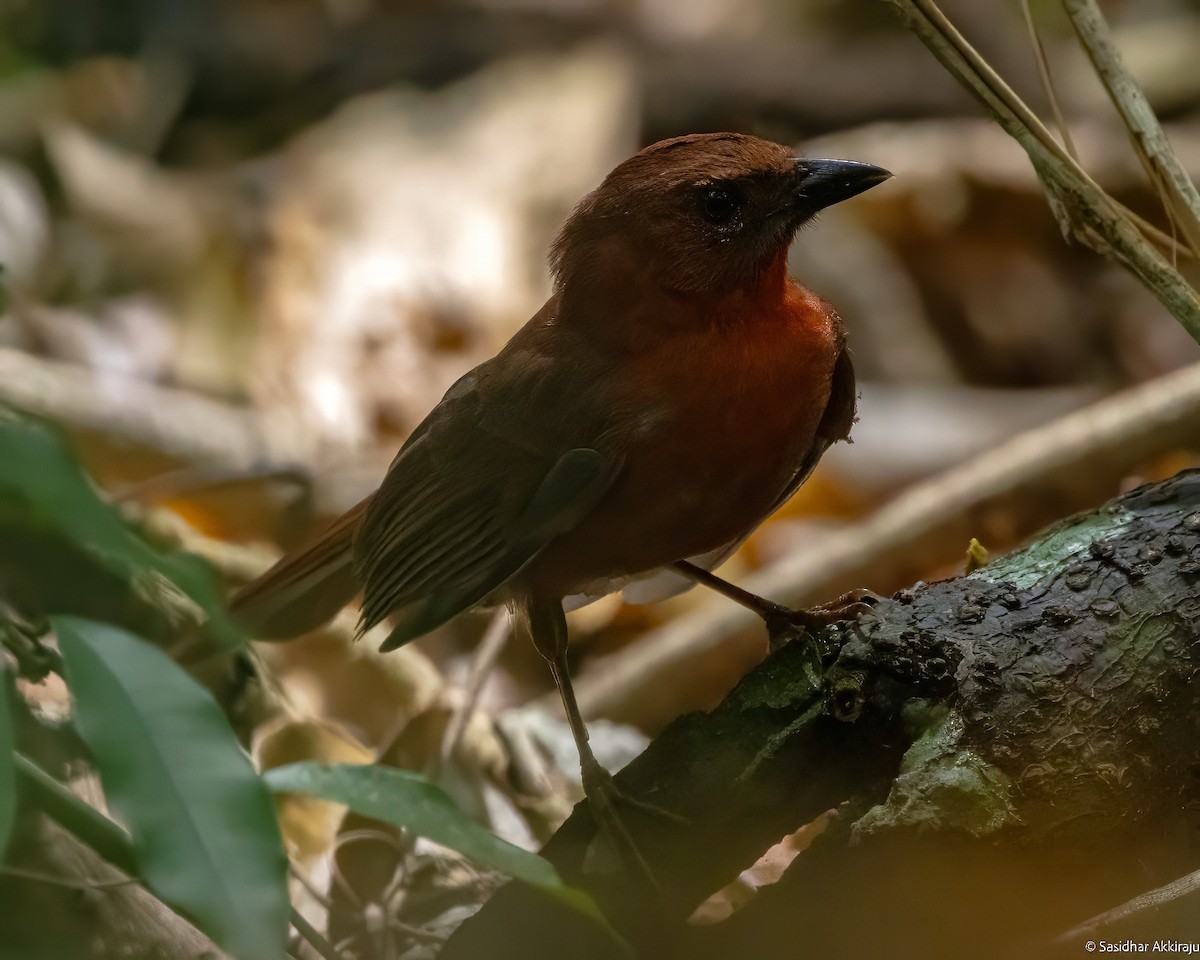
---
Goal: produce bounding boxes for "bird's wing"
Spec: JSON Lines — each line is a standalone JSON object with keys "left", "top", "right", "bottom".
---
{"left": 355, "top": 344, "right": 622, "bottom": 651}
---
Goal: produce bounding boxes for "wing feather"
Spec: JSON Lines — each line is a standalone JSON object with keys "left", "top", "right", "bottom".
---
{"left": 369, "top": 517, "right": 505, "bottom": 610}
{"left": 352, "top": 353, "right": 621, "bottom": 648}
{"left": 368, "top": 498, "right": 500, "bottom": 593}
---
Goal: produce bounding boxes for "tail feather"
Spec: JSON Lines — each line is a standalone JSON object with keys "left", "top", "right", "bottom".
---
{"left": 229, "top": 495, "right": 373, "bottom": 639}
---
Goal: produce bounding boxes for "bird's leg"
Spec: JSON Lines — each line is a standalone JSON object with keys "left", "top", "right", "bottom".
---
{"left": 671, "top": 560, "right": 879, "bottom": 651}
{"left": 524, "top": 596, "right": 667, "bottom": 884}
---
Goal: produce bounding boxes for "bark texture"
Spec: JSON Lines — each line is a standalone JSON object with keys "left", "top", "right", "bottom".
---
{"left": 444, "top": 469, "right": 1200, "bottom": 960}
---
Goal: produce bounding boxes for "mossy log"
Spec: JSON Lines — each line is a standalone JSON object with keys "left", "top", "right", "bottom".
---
{"left": 444, "top": 469, "right": 1200, "bottom": 960}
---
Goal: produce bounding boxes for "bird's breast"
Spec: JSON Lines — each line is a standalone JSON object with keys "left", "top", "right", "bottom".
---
{"left": 623, "top": 283, "right": 840, "bottom": 516}
{"left": 521, "top": 280, "right": 845, "bottom": 597}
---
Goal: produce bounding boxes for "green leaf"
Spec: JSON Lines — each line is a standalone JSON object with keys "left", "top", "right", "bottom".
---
{"left": 264, "top": 762, "right": 626, "bottom": 947}
{"left": 0, "top": 670, "right": 15, "bottom": 857}
{"left": 55, "top": 616, "right": 288, "bottom": 960}
{"left": 0, "top": 416, "right": 242, "bottom": 649}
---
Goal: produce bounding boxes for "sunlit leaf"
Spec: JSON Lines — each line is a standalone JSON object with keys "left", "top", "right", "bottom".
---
{"left": 56, "top": 616, "right": 287, "bottom": 960}
{"left": 0, "top": 416, "right": 242, "bottom": 649}
{"left": 265, "top": 762, "right": 625, "bottom": 946}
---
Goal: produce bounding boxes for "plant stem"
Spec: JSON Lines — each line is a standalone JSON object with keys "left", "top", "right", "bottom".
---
{"left": 886, "top": 0, "right": 1200, "bottom": 344}
{"left": 1061, "top": 0, "right": 1200, "bottom": 257}
{"left": 14, "top": 752, "right": 137, "bottom": 874}
{"left": 16, "top": 751, "right": 344, "bottom": 960}
{"left": 289, "top": 907, "right": 347, "bottom": 960}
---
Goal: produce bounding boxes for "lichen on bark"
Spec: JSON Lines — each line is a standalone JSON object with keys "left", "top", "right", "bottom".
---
{"left": 852, "top": 704, "right": 1019, "bottom": 838}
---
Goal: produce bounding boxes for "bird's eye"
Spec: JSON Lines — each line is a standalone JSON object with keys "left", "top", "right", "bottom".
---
{"left": 700, "top": 186, "right": 739, "bottom": 226}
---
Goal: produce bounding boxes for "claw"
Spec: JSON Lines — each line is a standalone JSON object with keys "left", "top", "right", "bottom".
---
{"left": 583, "top": 762, "right": 686, "bottom": 826}
{"left": 764, "top": 588, "right": 881, "bottom": 651}
{"left": 579, "top": 756, "right": 680, "bottom": 888}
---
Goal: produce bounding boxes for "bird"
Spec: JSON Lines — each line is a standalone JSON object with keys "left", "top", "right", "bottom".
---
{"left": 231, "top": 132, "right": 890, "bottom": 875}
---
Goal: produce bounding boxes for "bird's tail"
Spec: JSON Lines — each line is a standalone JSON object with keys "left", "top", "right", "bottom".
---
{"left": 229, "top": 494, "right": 374, "bottom": 639}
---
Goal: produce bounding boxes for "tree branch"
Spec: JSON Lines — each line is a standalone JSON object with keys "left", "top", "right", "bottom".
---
{"left": 450, "top": 469, "right": 1200, "bottom": 958}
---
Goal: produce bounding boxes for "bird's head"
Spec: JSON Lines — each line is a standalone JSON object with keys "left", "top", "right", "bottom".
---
{"left": 551, "top": 132, "right": 891, "bottom": 299}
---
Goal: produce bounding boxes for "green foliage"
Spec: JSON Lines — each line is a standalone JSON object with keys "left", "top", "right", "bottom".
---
{"left": 0, "top": 671, "right": 14, "bottom": 857}
{"left": 265, "top": 762, "right": 627, "bottom": 949}
{"left": 0, "top": 416, "right": 615, "bottom": 953}
{"left": 0, "top": 416, "right": 242, "bottom": 649}
{"left": 56, "top": 617, "right": 288, "bottom": 960}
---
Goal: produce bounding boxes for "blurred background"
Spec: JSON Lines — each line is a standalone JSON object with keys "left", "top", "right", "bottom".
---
{"left": 2, "top": 0, "right": 1200, "bottom": 954}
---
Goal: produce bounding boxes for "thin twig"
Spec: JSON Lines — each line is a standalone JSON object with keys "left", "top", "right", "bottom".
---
{"left": 1056, "top": 868, "right": 1200, "bottom": 943}
{"left": 112, "top": 464, "right": 312, "bottom": 505}
{"left": 14, "top": 752, "right": 138, "bottom": 876}
{"left": 887, "top": 0, "right": 1200, "bottom": 342}
{"left": 388, "top": 917, "right": 449, "bottom": 946}
{"left": 1019, "top": 0, "right": 1078, "bottom": 159}
{"left": 0, "top": 864, "right": 139, "bottom": 890}
{"left": 905, "top": 0, "right": 1080, "bottom": 169}
{"left": 288, "top": 861, "right": 334, "bottom": 911}
{"left": 1061, "top": 0, "right": 1200, "bottom": 257}
{"left": 20, "top": 752, "right": 326, "bottom": 960}
{"left": 438, "top": 608, "right": 511, "bottom": 772}
{"left": 291, "top": 906, "right": 347, "bottom": 960}
{"left": 14, "top": 753, "right": 237, "bottom": 956}
{"left": 329, "top": 828, "right": 406, "bottom": 912}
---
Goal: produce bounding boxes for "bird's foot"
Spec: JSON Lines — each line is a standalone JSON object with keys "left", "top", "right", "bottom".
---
{"left": 763, "top": 588, "right": 882, "bottom": 652}
{"left": 578, "top": 755, "right": 682, "bottom": 887}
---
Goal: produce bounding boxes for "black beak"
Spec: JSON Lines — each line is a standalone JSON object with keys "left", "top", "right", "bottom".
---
{"left": 793, "top": 158, "right": 891, "bottom": 212}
